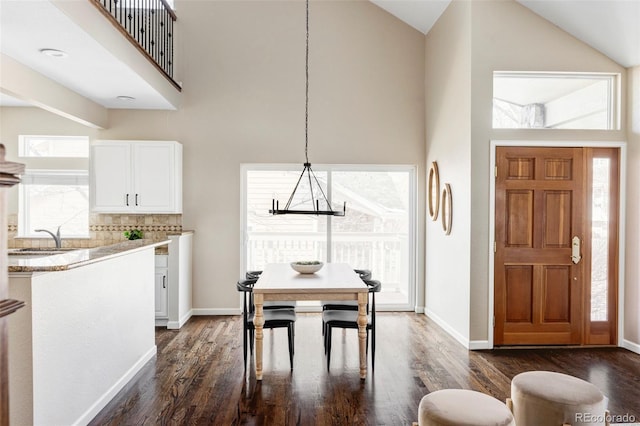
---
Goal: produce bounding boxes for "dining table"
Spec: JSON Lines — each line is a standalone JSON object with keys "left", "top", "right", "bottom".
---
{"left": 253, "top": 262, "right": 369, "bottom": 380}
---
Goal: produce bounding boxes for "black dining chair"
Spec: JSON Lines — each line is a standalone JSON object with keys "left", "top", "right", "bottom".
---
{"left": 321, "top": 269, "right": 371, "bottom": 312}
{"left": 244, "top": 273, "right": 297, "bottom": 310}
{"left": 321, "top": 269, "right": 371, "bottom": 335}
{"left": 323, "top": 279, "right": 381, "bottom": 371}
{"left": 236, "top": 279, "right": 296, "bottom": 370}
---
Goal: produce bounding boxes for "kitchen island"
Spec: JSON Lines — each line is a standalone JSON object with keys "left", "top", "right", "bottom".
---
{"left": 7, "top": 239, "right": 167, "bottom": 426}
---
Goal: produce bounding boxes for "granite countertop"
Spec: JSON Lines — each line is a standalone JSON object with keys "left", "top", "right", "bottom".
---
{"left": 8, "top": 239, "right": 169, "bottom": 273}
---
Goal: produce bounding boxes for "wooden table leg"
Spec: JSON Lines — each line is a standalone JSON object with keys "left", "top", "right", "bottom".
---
{"left": 254, "top": 293, "right": 264, "bottom": 380}
{"left": 357, "top": 292, "right": 368, "bottom": 380}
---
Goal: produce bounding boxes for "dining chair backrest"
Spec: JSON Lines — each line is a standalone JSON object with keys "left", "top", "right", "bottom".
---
{"left": 355, "top": 269, "right": 372, "bottom": 281}
{"left": 246, "top": 270, "right": 263, "bottom": 280}
{"left": 237, "top": 278, "right": 258, "bottom": 317}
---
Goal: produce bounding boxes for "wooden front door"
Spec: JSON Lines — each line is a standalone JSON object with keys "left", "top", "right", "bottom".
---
{"left": 495, "top": 147, "right": 585, "bottom": 345}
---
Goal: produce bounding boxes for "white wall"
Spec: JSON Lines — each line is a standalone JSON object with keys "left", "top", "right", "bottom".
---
{"left": 424, "top": 0, "right": 472, "bottom": 345}
{"left": 1, "top": 0, "right": 426, "bottom": 313}
{"left": 624, "top": 66, "right": 640, "bottom": 350}
{"left": 8, "top": 248, "right": 156, "bottom": 426}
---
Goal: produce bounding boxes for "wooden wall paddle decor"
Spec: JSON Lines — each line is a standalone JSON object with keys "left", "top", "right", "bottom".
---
{"left": 441, "top": 183, "right": 452, "bottom": 235}
{"left": 428, "top": 160, "right": 452, "bottom": 235}
{"left": 428, "top": 162, "right": 440, "bottom": 220}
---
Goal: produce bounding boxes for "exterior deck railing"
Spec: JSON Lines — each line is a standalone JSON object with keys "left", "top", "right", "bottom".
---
{"left": 247, "top": 232, "right": 408, "bottom": 291}
{"left": 91, "top": 0, "right": 180, "bottom": 90}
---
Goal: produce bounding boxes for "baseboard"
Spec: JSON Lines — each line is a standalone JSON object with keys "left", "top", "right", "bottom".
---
{"left": 424, "top": 308, "right": 470, "bottom": 349}
{"left": 155, "top": 318, "right": 168, "bottom": 327}
{"left": 192, "top": 308, "right": 241, "bottom": 316}
{"left": 622, "top": 339, "right": 640, "bottom": 355}
{"left": 469, "top": 340, "right": 492, "bottom": 350}
{"left": 167, "top": 309, "right": 194, "bottom": 329}
{"left": 414, "top": 306, "right": 425, "bottom": 314}
{"left": 74, "top": 345, "right": 157, "bottom": 426}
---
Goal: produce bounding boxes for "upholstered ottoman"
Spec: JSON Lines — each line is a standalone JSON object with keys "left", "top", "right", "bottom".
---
{"left": 510, "top": 371, "right": 608, "bottom": 426}
{"left": 417, "top": 389, "right": 515, "bottom": 426}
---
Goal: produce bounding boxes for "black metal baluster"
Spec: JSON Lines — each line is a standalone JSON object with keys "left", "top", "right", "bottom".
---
{"left": 150, "top": 0, "right": 155, "bottom": 63}
{"left": 92, "top": 0, "right": 177, "bottom": 84}
{"left": 160, "top": 9, "right": 165, "bottom": 73}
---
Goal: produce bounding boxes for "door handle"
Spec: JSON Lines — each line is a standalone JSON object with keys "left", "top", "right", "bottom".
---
{"left": 571, "top": 236, "right": 582, "bottom": 264}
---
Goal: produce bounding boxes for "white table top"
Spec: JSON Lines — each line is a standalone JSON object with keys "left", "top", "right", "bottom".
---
{"left": 254, "top": 263, "right": 367, "bottom": 294}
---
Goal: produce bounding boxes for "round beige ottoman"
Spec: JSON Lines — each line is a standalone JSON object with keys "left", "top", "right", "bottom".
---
{"left": 510, "top": 371, "right": 608, "bottom": 426}
{"left": 418, "top": 389, "right": 515, "bottom": 426}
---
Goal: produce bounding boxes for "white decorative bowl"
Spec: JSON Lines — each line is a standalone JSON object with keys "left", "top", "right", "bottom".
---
{"left": 290, "top": 261, "right": 324, "bottom": 274}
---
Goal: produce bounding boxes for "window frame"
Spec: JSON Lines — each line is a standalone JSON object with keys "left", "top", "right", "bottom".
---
{"left": 240, "top": 163, "right": 417, "bottom": 312}
{"left": 18, "top": 135, "right": 89, "bottom": 158}
{"left": 18, "top": 169, "right": 90, "bottom": 238}
{"left": 492, "top": 71, "right": 620, "bottom": 130}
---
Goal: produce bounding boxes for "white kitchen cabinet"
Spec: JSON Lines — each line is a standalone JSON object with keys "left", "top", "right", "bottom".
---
{"left": 91, "top": 140, "right": 182, "bottom": 213}
{"left": 155, "top": 255, "right": 169, "bottom": 319}
{"left": 156, "top": 232, "right": 193, "bottom": 329}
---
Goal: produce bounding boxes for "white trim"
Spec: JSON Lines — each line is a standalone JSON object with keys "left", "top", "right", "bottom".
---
{"left": 192, "top": 308, "right": 241, "bottom": 316}
{"left": 622, "top": 339, "right": 640, "bottom": 355}
{"left": 489, "top": 140, "right": 627, "bottom": 349}
{"left": 617, "top": 145, "right": 627, "bottom": 347}
{"left": 73, "top": 345, "right": 156, "bottom": 426}
{"left": 414, "top": 306, "right": 425, "bottom": 314}
{"left": 167, "top": 309, "right": 194, "bottom": 330}
{"left": 425, "top": 308, "right": 469, "bottom": 349}
{"left": 469, "top": 340, "right": 492, "bottom": 350}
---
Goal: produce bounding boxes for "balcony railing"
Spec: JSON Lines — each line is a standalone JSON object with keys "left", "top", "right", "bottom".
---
{"left": 247, "top": 232, "right": 407, "bottom": 292}
{"left": 91, "top": 0, "right": 180, "bottom": 90}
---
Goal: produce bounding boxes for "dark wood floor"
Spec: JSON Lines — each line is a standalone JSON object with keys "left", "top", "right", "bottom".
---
{"left": 90, "top": 313, "right": 640, "bottom": 425}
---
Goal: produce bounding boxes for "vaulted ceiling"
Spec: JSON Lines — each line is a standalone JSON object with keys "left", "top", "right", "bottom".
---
{"left": 1, "top": 0, "right": 638, "bottom": 110}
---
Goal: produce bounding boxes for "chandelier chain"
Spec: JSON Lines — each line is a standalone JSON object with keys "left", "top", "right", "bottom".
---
{"left": 305, "top": 0, "right": 309, "bottom": 164}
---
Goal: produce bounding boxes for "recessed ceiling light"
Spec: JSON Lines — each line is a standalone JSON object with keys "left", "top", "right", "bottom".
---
{"left": 39, "top": 48, "right": 68, "bottom": 58}
{"left": 116, "top": 96, "right": 136, "bottom": 101}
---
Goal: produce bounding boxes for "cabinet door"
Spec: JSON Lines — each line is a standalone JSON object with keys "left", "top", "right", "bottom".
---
{"left": 155, "top": 268, "right": 168, "bottom": 318}
{"left": 133, "top": 143, "right": 176, "bottom": 212}
{"left": 91, "top": 143, "right": 132, "bottom": 212}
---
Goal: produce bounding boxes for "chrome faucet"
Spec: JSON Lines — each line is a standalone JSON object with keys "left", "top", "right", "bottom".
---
{"left": 35, "top": 226, "right": 62, "bottom": 249}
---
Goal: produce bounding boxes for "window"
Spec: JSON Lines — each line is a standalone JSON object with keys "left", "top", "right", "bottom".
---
{"left": 17, "top": 135, "right": 90, "bottom": 238}
{"left": 242, "top": 165, "right": 416, "bottom": 310}
{"left": 493, "top": 72, "right": 619, "bottom": 130}
{"left": 19, "top": 135, "right": 89, "bottom": 158}
{"left": 19, "top": 170, "right": 89, "bottom": 238}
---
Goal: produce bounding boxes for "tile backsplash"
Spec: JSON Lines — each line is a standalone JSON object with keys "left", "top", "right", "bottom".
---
{"left": 7, "top": 213, "right": 182, "bottom": 250}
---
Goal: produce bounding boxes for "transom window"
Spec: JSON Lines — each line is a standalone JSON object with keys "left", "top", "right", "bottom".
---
{"left": 493, "top": 72, "right": 619, "bottom": 130}
{"left": 19, "top": 135, "right": 89, "bottom": 158}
